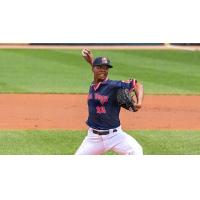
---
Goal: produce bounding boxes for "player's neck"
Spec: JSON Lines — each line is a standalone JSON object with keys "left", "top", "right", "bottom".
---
{"left": 93, "top": 77, "right": 108, "bottom": 84}
{"left": 93, "top": 79, "right": 101, "bottom": 84}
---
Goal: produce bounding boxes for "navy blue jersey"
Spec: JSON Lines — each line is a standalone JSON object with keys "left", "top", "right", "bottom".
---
{"left": 86, "top": 79, "right": 137, "bottom": 130}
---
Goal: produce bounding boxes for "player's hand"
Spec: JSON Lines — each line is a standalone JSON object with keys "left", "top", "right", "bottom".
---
{"left": 82, "top": 48, "right": 91, "bottom": 57}
{"left": 135, "top": 103, "right": 142, "bottom": 110}
{"left": 81, "top": 49, "right": 93, "bottom": 66}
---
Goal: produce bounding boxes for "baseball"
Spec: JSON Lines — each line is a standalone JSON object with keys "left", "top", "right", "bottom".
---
{"left": 82, "top": 49, "right": 89, "bottom": 57}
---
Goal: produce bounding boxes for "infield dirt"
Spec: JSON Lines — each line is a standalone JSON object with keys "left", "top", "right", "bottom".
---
{"left": 0, "top": 94, "right": 199, "bottom": 130}
{"left": 0, "top": 44, "right": 199, "bottom": 130}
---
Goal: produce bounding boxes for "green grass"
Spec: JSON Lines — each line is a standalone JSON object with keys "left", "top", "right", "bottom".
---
{"left": 0, "top": 130, "right": 84, "bottom": 155}
{"left": 0, "top": 49, "right": 199, "bottom": 155}
{"left": 129, "top": 130, "right": 200, "bottom": 155}
{"left": 0, "top": 49, "right": 200, "bottom": 94}
{"left": 0, "top": 130, "right": 200, "bottom": 155}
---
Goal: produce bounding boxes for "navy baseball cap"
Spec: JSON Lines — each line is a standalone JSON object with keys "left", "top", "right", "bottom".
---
{"left": 92, "top": 57, "right": 113, "bottom": 68}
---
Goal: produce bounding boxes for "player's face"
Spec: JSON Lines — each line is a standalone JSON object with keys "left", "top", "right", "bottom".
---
{"left": 93, "top": 65, "right": 109, "bottom": 82}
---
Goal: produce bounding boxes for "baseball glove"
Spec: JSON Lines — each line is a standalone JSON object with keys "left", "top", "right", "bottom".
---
{"left": 117, "top": 89, "right": 138, "bottom": 112}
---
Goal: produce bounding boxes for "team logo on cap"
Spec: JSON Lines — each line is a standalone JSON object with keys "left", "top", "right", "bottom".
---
{"left": 102, "top": 57, "right": 108, "bottom": 64}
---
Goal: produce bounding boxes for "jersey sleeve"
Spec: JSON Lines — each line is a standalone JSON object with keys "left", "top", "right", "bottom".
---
{"left": 110, "top": 79, "right": 137, "bottom": 91}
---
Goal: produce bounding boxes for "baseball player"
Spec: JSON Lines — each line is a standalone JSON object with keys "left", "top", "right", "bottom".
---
{"left": 75, "top": 49, "right": 144, "bottom": 155}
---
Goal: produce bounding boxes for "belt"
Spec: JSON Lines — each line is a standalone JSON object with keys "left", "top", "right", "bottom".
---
{"left": 93, "top": 129, "right": 117, "bottom": 135}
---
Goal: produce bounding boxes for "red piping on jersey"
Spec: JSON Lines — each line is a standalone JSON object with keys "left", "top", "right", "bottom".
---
{"left": 93, "top": 82, "right": 101, "bottom": 91}
{"left": 92, "top": 77, "right": 108, "bottom": 91}
{"left": 133, "top": 79, "right": 137, "bottom": 88}
{"left": 129, "top": 79, "right": 137, "bottom": 92}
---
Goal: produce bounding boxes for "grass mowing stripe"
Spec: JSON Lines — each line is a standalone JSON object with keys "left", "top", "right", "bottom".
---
{"left": 0, "top": 130, "right": 85, "bottom": 155}
{"left": 0, "top": 49, "right": 91, "bottom": 93}
{"left": 0, "top": 130, "right": 200, "bottom": 155}
{"left": 129, "top": 130, "right": 200, "bottom": 155}
{"left": 0, "top": 49, "right": 200, "bottom": 94}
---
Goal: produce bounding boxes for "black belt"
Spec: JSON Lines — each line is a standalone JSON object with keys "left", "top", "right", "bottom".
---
{"left": 93, "top": 129, "right": 117, "bottom": 135}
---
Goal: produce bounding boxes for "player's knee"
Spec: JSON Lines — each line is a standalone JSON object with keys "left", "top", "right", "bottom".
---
{"left": 74, "top": 149, "right": 83, "bottom": 155}
{"left": 127, "top": 144, "right": 143, "bottom": 155}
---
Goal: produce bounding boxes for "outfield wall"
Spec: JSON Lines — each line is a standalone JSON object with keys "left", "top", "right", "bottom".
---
{"left": 0, "top": 43, "right": 200, "bottom": 50}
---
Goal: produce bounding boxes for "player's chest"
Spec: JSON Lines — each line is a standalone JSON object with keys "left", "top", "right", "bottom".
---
{"left": 88, "top": 86, "right": 115, "bottom": 105}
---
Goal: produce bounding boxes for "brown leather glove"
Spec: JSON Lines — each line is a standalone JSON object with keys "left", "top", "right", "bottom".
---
{"left": 117, "top": 89, "right": 138, "bottom": 112}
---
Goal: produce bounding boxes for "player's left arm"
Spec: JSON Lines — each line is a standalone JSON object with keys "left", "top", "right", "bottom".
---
{"left": 133, "top": 82, "right": 144, "bottom": 110}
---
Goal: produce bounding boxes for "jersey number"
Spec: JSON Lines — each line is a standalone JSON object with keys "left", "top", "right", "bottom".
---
{"left": 96, "top": 106, "right": 106, "bottom": 114}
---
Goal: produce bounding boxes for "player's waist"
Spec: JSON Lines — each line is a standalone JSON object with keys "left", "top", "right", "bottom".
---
{"left": 88, "top": 126, "right": 121, "bottom": 135}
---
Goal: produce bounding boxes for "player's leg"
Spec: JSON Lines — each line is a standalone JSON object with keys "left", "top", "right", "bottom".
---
{"left": 111, "top": 131, "right": 143, "bottom": 155}
{"left": 75, "top": 130, "right": 105, "bottom": 155}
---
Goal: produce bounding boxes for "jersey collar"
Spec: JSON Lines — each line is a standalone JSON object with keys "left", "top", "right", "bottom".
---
{"left": 91, "top": 78, "right": 109, "bottom": 91}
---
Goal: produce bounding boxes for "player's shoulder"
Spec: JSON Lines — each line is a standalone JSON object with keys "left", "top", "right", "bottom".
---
{"left": 106, "top": 79, "right": 136, "bottom": 85}
{"left": 106, "top": 78, "right": 138, "bottom": 90}
{"left": 104, "top": 79, "right": 121, "bottom": 86}
{"left": 121, "top": 79, "right": 136, "bottom": 83}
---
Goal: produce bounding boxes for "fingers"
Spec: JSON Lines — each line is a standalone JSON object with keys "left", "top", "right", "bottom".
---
{"left": 135, "top": 103, "right": 142, "bottom": 110}
{"left": 82, "top": 48, "right": 91, "bottom": 57}
{"left": 81, "top": 49, "right": 93, "bottom": 66}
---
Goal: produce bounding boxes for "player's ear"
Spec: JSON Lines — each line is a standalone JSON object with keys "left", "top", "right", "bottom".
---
{"left": 92, "top": 66, "right": 95, "bottom": 72}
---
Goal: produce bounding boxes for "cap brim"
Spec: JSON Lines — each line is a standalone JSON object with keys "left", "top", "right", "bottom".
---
{"left": 106, "top": 65, "right": 113, "bottom": 68}
{"left": 93, "top": 64, "right": 113, "bottom": 68}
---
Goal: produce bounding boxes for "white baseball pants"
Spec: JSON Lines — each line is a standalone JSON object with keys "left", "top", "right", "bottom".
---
{"left": 75, "top": 126, "right": 143, "bottom": 155}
